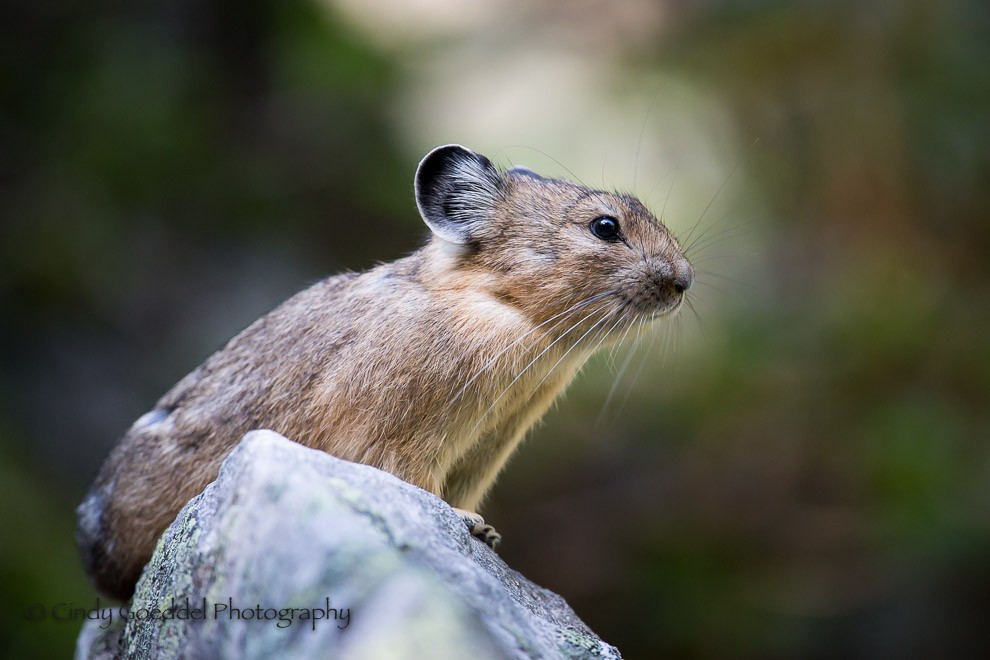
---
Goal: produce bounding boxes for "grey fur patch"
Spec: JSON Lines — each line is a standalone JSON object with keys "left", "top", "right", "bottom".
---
{"left": 77, "top": 491, "right": 105, "bottom": 541}
{"left": 133, "top": 407, "right": 170, "bottom": 430}
{"left": 507, "top": 165, "right": 546, "bottom": 182}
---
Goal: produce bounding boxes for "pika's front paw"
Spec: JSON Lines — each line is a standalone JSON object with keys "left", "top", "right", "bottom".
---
{"left": 453, "top": 507, "right": 502, "bottom": 549}
{"left": 470, "top": 522, "right": 501, "bottom": 549}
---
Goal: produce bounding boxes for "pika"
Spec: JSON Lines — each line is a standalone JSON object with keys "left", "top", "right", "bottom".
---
{"left": 77, "top": 145, "right": 694, "bottom": 601}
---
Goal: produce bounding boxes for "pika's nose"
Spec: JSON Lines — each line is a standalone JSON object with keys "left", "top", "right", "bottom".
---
{"left": 673, "top": 260, "right": 694, "bottom": 294}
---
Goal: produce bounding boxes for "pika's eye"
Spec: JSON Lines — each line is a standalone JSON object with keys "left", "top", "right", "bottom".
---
{"left": 589, "top": 216, "right": 621, "bottom": 242}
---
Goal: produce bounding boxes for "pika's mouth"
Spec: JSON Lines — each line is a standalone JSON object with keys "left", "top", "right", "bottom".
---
{"left": 614, "top": 290, "right": 686, "bottom": 321}
{"left": 650, "top": 292, "right": 686, "bottom": 320}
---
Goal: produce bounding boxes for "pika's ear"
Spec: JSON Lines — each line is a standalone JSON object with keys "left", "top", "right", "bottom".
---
{"left": 415, "top": 144, "right": 504, "bottom": 244}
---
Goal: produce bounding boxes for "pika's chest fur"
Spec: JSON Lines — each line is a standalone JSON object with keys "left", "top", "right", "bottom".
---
{"left": 222, "top": 254, "right": 590, "bottom": 508}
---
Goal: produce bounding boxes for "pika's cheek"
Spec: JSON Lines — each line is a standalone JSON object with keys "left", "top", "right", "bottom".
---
{"left": 522, "top": 246, "right": 559, "bottom": 264}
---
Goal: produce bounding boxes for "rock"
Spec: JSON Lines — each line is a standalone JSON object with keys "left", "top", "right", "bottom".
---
{"left": 76, "top": 430, "right": 621, "bottom": 659}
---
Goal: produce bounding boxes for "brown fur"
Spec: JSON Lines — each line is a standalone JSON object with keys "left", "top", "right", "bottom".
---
{"left": 76, "top": 145, "right": 694, "bottom": 600}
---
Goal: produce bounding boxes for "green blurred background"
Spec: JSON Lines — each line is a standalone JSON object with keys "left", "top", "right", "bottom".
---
{"left": 2, "top": 0, "right": 988, "bottom": 658}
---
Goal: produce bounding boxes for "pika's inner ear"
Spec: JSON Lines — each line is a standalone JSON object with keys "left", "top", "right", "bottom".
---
{"left": 415, "top": 144, "right": 504, "bottom": 245}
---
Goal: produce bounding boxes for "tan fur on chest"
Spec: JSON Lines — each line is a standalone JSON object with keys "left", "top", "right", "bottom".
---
{"left": 278, "top": 277, "right": 591, "bottom": 510}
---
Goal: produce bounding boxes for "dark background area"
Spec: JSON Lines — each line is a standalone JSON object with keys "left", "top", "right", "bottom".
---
{"left": 2, "top": 1, "right": 988, "bottom": 658}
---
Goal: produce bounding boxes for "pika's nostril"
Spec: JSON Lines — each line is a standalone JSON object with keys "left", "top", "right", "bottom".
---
{"left": 674, "top": 263, "right": 695, "bottom": 294}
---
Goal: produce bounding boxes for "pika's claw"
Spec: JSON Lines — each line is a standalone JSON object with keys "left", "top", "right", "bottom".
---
{"left": 453, "top": 507, "right": 502, "bottom": 549}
